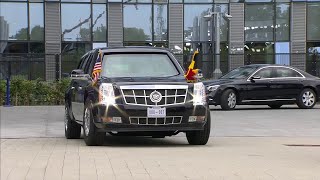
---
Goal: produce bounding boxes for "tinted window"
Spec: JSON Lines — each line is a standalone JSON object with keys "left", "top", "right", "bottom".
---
{"left": 78, "top": 54, "right": 88, "bottom": 69}
{"left": 220, "top": 66, "right": 258, "bottom": 79}
{"left": 101, "top": 54, "right": 179, "bottom": 77}
{"left": 254, "top": 68, "right": 273, "bottom": 79}
{"left": 274, "top": 67, "right": 303, "bottom": 78}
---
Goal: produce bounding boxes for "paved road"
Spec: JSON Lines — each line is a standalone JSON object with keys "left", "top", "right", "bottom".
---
{"left": 1, "top": 105, "right": 319, "bottom": 138}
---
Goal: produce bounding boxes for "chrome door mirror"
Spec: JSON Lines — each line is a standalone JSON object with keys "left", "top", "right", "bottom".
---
{"left": 250, "top": 76, "right": 261, "bottom": 81}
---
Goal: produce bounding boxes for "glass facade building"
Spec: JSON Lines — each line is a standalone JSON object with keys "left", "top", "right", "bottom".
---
{"left": 0, "top": 0, "right": 320, "bottom": 80}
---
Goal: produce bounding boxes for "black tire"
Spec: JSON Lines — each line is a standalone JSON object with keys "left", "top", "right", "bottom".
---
{"left": 65, "top": 104, "right": 81, "bottom": 139}
{"left": 268, "top": 104, "right": 282, "bottom": 109}
{"left": 297, "top": 88, "right": 317, "bottom": 109}
{"left": 186, "top": 110, "right": 211, "bottom": 145}
{"left": 83, "top": 99, "right": 105, "bottom": 146}
{"left": 220, "top": 89, "right": 237, "bottom": 110}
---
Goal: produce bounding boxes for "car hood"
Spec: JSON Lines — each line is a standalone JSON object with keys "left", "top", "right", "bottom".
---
{"left": 203, "top": 78, "right": 243, "bottom": 86}
{"left": 100, "top": 76, "right": 188, "bottom": 84}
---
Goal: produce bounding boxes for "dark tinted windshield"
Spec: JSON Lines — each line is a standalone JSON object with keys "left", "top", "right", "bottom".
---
{"left": 221, "top": 66, "right": 258, "bottom": 79}
{"left": 100, "top": 53, "right": 179, "bottom": 78}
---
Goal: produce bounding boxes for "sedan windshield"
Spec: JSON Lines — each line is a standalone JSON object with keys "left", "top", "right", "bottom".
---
{"left": 100, "top": 53, "right": 179, "bottom": 78}
{"left": 220, "top": 66, "right": 258, "bottom": 79}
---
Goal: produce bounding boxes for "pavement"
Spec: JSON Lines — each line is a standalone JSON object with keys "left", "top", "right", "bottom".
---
{"left": 0, "top": 105, "right": 320, "bottom": 180}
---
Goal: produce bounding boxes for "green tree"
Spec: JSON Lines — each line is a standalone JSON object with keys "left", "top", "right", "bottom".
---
{"left": 124, "top": 27, "right": 149, "bottom": 41}
{"left": 93, "top": 25, "right": 107, "bottom": 41}
{"left": 13, "top": 28, "right": 28, "bottom": 40}
{"left": 30, "top": 25, "right": 44, "bottom": 41}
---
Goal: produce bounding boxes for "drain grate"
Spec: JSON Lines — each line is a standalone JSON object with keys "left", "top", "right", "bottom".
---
{"left": 284, "top": 144, "right": 320, "bottom": 147}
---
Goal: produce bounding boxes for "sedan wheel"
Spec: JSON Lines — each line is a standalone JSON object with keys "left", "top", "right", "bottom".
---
{"left": 220, "top": 89, "right": 237, "bottom": 110}
{"left": 297, "top": 88, "right": 317, "bottom": 109}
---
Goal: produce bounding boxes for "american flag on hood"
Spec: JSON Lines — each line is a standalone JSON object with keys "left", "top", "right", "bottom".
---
{"left": 92, "top": 50, "right": 103, "bottom": 82}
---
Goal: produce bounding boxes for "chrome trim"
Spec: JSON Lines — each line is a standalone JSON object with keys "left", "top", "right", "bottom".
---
{"left": 246, "top": 66, "right": 306, "bottom": 82}
{"left": 120, "top": 85, "right": 188, "bottom": 107}
{"left": 241, "top": 98, "right": 296, "bottom": 102}
{"left": 129, "top": 116, "right": 183, "bottom": 125}
{"left": 120, "top": 85, "right": 188, "bottom": 89}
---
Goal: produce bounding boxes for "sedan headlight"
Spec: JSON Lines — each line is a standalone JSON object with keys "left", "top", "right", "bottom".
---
{"left": 99, "top": 83, "right": 116, "bottom": 105}
{"left": 193, "top": 82, "right": 206, "bottom": 106}
{"left": 207, "top": 85, "right": 220, "bottom": 92}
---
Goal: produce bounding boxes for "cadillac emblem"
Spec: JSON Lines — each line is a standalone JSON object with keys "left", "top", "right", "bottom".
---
{"left": 150, "top": 91, "right": 162, "bottom": 103}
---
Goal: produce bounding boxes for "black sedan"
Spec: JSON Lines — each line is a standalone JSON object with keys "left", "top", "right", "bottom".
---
{"left": 204, "top": 64, "right": 320, "bottom": 110}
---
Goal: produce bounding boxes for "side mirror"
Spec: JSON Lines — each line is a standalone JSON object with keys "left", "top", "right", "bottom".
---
{"left": 70, "top": 69, "right": 91, "bottom": 80}
{"left": 250, "top": 76, "right": 261, "bottom": 81}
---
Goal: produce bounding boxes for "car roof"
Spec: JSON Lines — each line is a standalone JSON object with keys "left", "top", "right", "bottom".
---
{"left": 96, "top": 46, "right": 171, "bottom": 54}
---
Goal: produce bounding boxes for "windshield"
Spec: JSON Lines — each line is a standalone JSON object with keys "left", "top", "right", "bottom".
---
{"left": 220, "top": 66, "right": 258, "bottom": 79}
{"left": 100, "top": 53, "right": 179, "bottom": 78}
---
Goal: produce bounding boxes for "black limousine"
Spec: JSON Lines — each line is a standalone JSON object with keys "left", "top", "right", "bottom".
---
{"left": 64, "top": 47, "right": 210, "bottom": 146}
{"left": 204, "top": 64, "right": 320, "bottom": 110}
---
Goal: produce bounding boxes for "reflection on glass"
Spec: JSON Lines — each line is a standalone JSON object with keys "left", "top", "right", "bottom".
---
{"left": 307, "top": 3, "right": 320, "bottom": 40}
{"left": 276, "top": 3, "right": 290, "bottom": 41}
{"left": 30, "top": 43, "right": 45, "bottom": 53}
{"left": 245, "top": 42, "right": 275, "bottom": 64}
{"left": 275, "top": 42, "right": 290, "bottom": 65}
{"left": 184, "top": 4, "right": 212, "bottom": 42}
{"left": 184, "top": 0, "right": 213, "bottom": 2}
{"left": 245, "top": 4, "right": 274, "bottom": 41}
{"left": 1, "top": 42, "right": 28, "bottom": 53}
{"left": 0, "top": 2, "right": 28, "bottom": 40}
{"left": 214, "top": 4, "right": 229, "bottom": 42}
{"left": 153, "top": 4, "right": 168, "bottom": 41}
{"left": 30, "top": 3, "right": 44, "bottom": 41}
{"left": 307, "top": 42, "right": 320, "bottom": 54}
{"left": 92, "top": 4, "right": 107, "bottom": 41}
{"left": 124, "top": 4, "right": 152, "bottom": 41}
{"left": 61, "top": 4, "right": 91, "bottom": 41}
{"left": 93, "top": 43, "right": 107, "bottom": 49}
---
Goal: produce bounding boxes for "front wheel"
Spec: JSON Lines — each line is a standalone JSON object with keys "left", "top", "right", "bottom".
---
{"left": 65, "top": 104, "right": 81, "bottom": 139}
{"left": 297, "top": 88, "right": 317, "bottom": 109}
{"left": 220, "top": 89, "right": 237, "bottom": 110}
{"left": 186, "top": 110, "right": 211, "bottom": 145}
{"left": 83, "top": 99, "right": 105, "bottom": 146}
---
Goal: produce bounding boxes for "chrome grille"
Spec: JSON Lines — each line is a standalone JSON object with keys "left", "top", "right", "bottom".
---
{"left": 120, "top": 85, "right": 188, "bottom": 106}
{"left": 129, "top": 116, "right": 183, "bottom": 125}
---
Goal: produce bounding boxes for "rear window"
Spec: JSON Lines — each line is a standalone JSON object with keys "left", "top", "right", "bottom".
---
{"left": 100, "top": 53, "right": 179, "bottom": 78}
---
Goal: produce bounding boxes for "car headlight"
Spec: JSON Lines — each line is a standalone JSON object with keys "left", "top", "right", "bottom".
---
{"left": 207, "top": 85, "right": 220, "bottom": 92}
{"left": 99, "top": 83, "right": 116, "bottom": 105}
{"left": 193, "top": 82, "right": 206, "bottom": 106}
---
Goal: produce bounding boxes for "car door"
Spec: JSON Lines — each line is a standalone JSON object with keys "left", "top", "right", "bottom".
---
{"left": 74, "top": 52, "right": 95, "bottom": 122}
{"left": 268, "top": 67, "right": 305, "bottom": 99}
{"left": 244, "top": 67, "right": 275, "bottom": 101}
{"left": 71, "top": 53, "right": 90, "bottom": 121}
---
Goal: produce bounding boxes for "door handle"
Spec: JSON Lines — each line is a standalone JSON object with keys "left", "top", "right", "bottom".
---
{"left": 71, "top": 87, "right": 75, "bottom": 90}
{"left": 78, "top": 86, "right": 83, "bottom": 90}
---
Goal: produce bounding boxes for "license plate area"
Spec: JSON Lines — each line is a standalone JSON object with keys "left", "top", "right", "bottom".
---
{"left": 147, "top": 107, "right": 166, "bottom": 118}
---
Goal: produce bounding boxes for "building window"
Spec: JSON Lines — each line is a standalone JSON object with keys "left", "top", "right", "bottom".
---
{"left": 275, "top": 42, "right": 290, "bottom": 65}
{"left": 245, "top": 42, "right": 275, "bottom": 64}
{"left": 276, "top": 3, "right": 290, "bottom": 41}
{"left": 307, "top": 3, "right": 320, "bottom": 41}
{"left": 29, "top": 3, "right": 44, "bottom": 41}
{"left": 61, "top": 4, "right": 91, "bottom": 41}
{"left": 184, "top": 4, "right": 212, "bottom": 42}
{"left": 92, "top": 4, "right": 107, "bottom": 41}
{"left": 0, "top": 2, "right": 28, "bottom": 41}
{"left": 153, "top": 3, "right": 168, "bottom": 41}
{"left": 123, "top": 4, "right": 152, "bottom": 42}
{"left": 245, "top": 4, "right": 274, "bottom": 42}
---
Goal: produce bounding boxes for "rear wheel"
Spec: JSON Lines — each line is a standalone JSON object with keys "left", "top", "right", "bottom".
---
{"left": 65, "top": 104, "right": 81, "bottom": 139}
{"left": 220, "top": 89, "right": 237, "bottom": 110}
{"left": 83, "top": 99, "right": 105, "bottom": 146}
{"left": 186, "top": 110, "right": 211, "bottom": 145}
{"left": 268, "top": 104, "right": 282, "bottom": 109}
{"left": 297, "top": 88, "right": 317, "bottom": 109}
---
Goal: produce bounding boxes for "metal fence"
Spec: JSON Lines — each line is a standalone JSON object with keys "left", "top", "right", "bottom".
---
{"left": 0, "top": 53, "right": 320, "bottom": 81}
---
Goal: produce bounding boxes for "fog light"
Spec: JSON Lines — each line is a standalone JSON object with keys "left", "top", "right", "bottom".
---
{"left": 111, "top": 117, "right": 122, "bottom": 123}
{"left": 188, "top": 116, "right": 197, "bottom": 122}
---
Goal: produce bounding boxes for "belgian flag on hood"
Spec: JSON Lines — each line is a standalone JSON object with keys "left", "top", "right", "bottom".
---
{"left": 185, "top": 50, "right": 200, "bottom": 83}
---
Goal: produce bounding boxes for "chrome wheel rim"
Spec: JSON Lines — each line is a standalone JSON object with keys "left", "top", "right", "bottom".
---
{"left": 64, "top": 107, "right": 68, "bottom": 131}
{"left": 302, "top": 91, "right": 315, "bottom": 107}
{"left": 84, "top": 108, "right": 90, "bottom": 136}
{"left": 228, "top": 92, "right": 237, "bottom": 108}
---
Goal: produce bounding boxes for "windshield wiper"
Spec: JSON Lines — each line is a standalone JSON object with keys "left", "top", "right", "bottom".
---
{"left": 150, "top": 74, "right": 180, "bottom": 80}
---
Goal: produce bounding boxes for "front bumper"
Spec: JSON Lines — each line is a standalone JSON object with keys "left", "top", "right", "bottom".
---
{"left": 92, "top": 103, "right": 208, "bottom": 132}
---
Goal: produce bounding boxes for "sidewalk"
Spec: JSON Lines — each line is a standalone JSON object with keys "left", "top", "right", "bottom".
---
{"left": 1, "top": 137, "right": 319, "bottom": 180}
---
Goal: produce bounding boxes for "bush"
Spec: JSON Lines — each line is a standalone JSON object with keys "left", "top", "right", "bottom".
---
{"left": 1, "top": 78, "right": 71, "bottom": 106}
